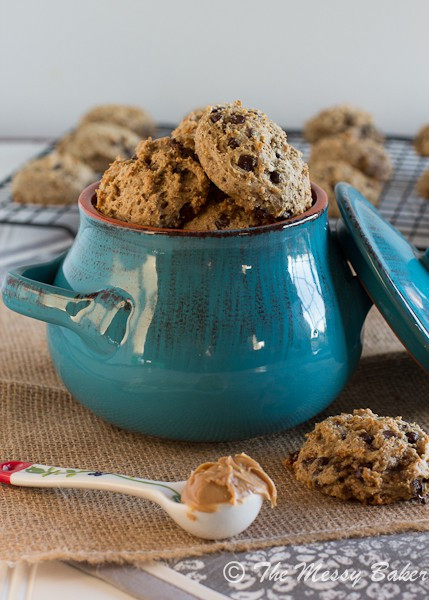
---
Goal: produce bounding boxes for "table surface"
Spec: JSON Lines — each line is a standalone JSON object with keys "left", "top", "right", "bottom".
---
{"left": 1, "top": 140, "right": 428, "bottom": 600}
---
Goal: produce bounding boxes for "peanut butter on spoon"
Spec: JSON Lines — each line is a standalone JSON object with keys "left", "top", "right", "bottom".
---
{"left": 0, "top": 453, "right": 276, "bottom": 540}
{"left": 182, "top": 452, "right": 277, "bottom": 512}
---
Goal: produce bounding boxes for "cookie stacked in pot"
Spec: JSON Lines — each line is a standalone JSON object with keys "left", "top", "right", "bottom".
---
{"left": 96, "top": 101, "right": 313, "bottom": 231}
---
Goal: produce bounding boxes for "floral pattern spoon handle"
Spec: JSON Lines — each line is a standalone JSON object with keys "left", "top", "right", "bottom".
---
{"left": 0, "top": 461, "right": 263, "bottom": 540}
{"left": 0, "top": 460, "right": 184, "bottom": 502}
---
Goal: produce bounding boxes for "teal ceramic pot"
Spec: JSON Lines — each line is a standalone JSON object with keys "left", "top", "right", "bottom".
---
{"left": 2, "top": 183, "right": 371, "bottom": 441}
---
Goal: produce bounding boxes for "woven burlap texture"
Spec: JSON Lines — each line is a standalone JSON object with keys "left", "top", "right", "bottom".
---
{"left": 0, "top": 299, "right": 428, "bottom": 566}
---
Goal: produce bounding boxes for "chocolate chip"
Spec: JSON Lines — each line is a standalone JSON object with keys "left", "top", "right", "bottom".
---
{"left": 214, "top": 215, "right": 230, "bottom": 229}
{"left": 388, "top": 460, "right": 404, "bottom": 472}
{"left": 254, "top": 207, "right": 269, "bottom": 223}
{"left": 131, "top": 153, "right": 138, "bottom": 160}
{"left": 288, "top": 451, "right": 300, "bottom": 464}
{"left": 345, "top": 114, "right": 355, "bottom": 127}
{"left": 178, "top": 203, "right": 195, "bottom": 224}
{"left": 319, "top": 457, "right": 329, "bottom": 465}
{"left": 355, "top": 467, "right": 364, "bottom": 479}
{"left": 228, "top": 138, "right": 240, "bottom": 149}
{"left": 411, "top": 479, "right": 425, "bottom": 502}
{"left": 238, "top": 154, "right": 257, "bottom": 172}
{"left": 412, "top": 479, "right": 423, "bottom": 494}
{"left": 270, "top": 170, "right": 281, "bottom": 184}
{"left": 355, "top": 462, "right": 373, "bottom": 479}
{"left": 207, "top": 184, "right": 228, "bottom": 204}
{"left": 275, "top": 151, "right": 282, "bottom": 159}
{"left": 229, "top": 114, "right": 245, "bottom": 124}
{"left": 210, "top": 112, "right": 222, "bottom": 123}
{"left": 160, "top": 201, "right": 168, "bottom": 209}
{"left": 340, "top": 432, "right": 347, "bottom": 440}
{"left": 247, "top": 127, "right": 256, "bottom": 137}
{"left": 360, "top": 124, "right": 375, "bottom": 137}
{"left": 382, "top": 430, "right": 396, "bottom": 439}
{"left": 406, "top": 431, "right": 419, "bottom": 444}
{"left": 170, "top": 139, "right": 198, "bottom": 161}
{"left": 360, "top": 432, "right": 374, "bottom": 445}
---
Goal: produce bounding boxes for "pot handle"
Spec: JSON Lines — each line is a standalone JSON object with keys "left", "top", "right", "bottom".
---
{"left": 1, "top": 253, "right": 133, "bottom": 355}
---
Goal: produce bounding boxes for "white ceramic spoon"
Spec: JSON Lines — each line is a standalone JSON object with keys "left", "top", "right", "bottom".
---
{"left": 0, "top": 460, "right": 263, "bottom": 540}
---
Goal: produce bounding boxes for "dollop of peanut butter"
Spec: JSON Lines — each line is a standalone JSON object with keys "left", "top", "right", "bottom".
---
{"left": 181, "top": 453, "right": 277, "bottom": 512}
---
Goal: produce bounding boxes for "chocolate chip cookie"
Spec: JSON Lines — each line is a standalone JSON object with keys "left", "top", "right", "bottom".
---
{"left": 80, "top": 103, "right": 155, "bottom": 138}
{"left": 12, "top": 151, "right": 96, "bottom": 205}
{"left": 195, "top": 102, "right": 312, "bottom": 219}
{"left": 183, "top": 188, "right": 270, "bottom": 231}
{"left": 96, "top": 137, "right": 210, "bottom": 228}
{"left": 172, "top": 107, "right": 206, "bottom": 152}
{"left": 309, "top": 160, "right": 381, "bottom": 218}
{"left": 304, "top": 105, "right": 383, "bottom": 144}
{"left": 417, "top": 170, "right": 429, "bottom": 199}
{"left": 414, "top": 125, "right": 429, "bottom": 157}
{"left": 310, "top": 132, "right": 392, "bottom": 181}
{"left": 58, "top": 122, "right": 141, "bottom": 172}
{"left": 286, "top": 408, "right": 429, "bottom": 505}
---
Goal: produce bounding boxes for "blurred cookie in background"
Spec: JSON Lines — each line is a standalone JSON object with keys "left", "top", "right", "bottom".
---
{"left": 57, "top": 122, "right": 141, "bottom": 172}
{"left": 309, "top": 159, "right": 382, "bottom": 218}
{"left": 12, "top": 151, "right": 96, "bottom": 205}
{"left": 417, "top": 170, "right": 429, "bottom": 199}
{"left": 310, "top": 132, "right": 392, "bottom": 182}
{"left": 304, "top": 104, "right": 383, "bottom": 144}
{"left": 414, "top": 124, "right": 429, "bottom": 157}
{"left": 172, "top": 107, "right": 206, "bottom": 153}
{"left": 79, "top": 103, "right": 155, "bottom": 139}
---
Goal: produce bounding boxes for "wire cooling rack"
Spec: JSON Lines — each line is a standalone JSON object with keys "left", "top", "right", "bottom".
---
{"left": 0, "top": 126, "right": 428, "bottom": 248}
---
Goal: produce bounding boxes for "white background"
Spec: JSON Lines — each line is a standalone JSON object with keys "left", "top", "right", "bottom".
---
{"left": 0, "top": 0, "right": 428, "bottom": 137}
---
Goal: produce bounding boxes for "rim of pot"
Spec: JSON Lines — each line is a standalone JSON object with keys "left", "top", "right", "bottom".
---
{"left": 79, "top": 181, "right": 328, "bottom": 237}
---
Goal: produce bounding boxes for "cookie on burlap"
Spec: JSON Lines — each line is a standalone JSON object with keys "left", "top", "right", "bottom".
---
{"left": 310, "top": 132, "right": 392, "bottom": 181}
{"left": 96, "top": 137, "right": 210, "bottom": 228}
{"left": 172, "top": 108, "right": 206, "bottom": 152}
{"left": 417, "top": 170, "right": 429, "bottom": 199}
{"left": 12, "top": 152, "right": 96, "bottom": 205}
{"left": 80, "top": 104, "right": 155, "bottom": 138}
{"left": 286, "top": 408, "right": 429, "bottom": 505}
{"left": 58, "top": 123, "right": 141, "bottom": 172}
{"left": 414, "top": 125, "right": 429, "bottom": 157}
{"left": 195, "top": 101, "right": 312, "bottom": 219}
{"left": 309, "top": 159, "right": 382, "bottom": 218}
{"left": 304, "top": 105, "right": 383, "bottom": 143}
{"left": 183, "top": 189, "right": 271, "bottom": 231}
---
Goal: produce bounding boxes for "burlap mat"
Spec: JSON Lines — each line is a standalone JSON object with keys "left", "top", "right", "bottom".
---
{"left": 0, "top": 299, "right": 428, "bottom": 566}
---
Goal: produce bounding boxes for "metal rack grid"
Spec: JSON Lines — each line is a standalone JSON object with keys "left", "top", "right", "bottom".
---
{"left": 0, "top": 126, "right": 428, "bottom": 248}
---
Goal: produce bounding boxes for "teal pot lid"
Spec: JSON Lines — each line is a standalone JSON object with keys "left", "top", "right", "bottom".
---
{"left": 335, "top": 182, "right": 429, "bottom": 372}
